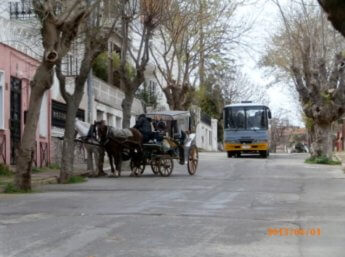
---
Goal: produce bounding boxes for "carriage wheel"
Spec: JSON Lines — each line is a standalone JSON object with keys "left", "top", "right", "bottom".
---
{"left": 159, "top": 158, "right": 174, "bottom": 177}
{"left": 130, "top": 159, "right": 145, "bottom": 177}
{"left": 187, "top": 145, "right": 198, "bottom": 175}
{"left": 150, "top": 158, "right": 160, "bottom": 175}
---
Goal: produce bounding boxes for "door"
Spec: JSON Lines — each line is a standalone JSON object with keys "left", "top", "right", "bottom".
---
{"left": 10, "top": 77, "right": 21, "bottom": 164}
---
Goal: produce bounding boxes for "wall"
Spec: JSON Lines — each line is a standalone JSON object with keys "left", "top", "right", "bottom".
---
{"left": 50, "top": 76, "right": 144, "bottom": 166}
{"left": 92, "top": 76, "right": 144, "bottom": 127}
{"left": 196, "top": 121, "right": 218, "bottom": 152}
{"left": 0, "top": 43, "right": 51, "bottom": 166}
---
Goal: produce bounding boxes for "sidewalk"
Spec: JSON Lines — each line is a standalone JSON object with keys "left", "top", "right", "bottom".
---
{"left": 334, "top": 151, "right": 345, "bottom": 172}
{"left": 335, "top": 151, "right": 345, "bottom": 161}
{"left": 0, "top": 164, "right": 90, "bottom": 192}
{"left": 0, "top": 159, "right": 133, "bottom": 192}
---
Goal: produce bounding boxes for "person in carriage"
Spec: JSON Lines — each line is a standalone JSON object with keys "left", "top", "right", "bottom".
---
{"left": 133, "top": 114, "right": 153, "bottom": 143}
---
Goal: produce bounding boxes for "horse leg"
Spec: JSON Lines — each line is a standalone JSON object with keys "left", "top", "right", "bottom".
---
{"left": 97, "top": 147, "right": 107, "bottom": 177}
{"left": 129, "top": 147, "right": 140, "bottom": 177}
{"left": 113, "top": 152, "right": 120, "bottom": 177}
{"left": 107, "top": 151, "right": 117, "bottom": 177}
{"left": 117, "top": 152, "right": 122, "bottom": 177}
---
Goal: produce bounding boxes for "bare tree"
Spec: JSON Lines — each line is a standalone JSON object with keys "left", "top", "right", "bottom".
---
{"left": 262, "top": 0, "right": 345, "bottom": 158}
{"left": 150, "top": 0, "right": 248, "bottom": 110}
{"left": 55, "top": 3, "right": 119, "bottom": 183}
{"left": 15, "top": 0, "right": 94, "bottom": 191}
{"left": 221, "top": 68, "right": 269, "bottom": 105}
{"left": 270, "top": 111, "right": 290, "bottom": 153}
{"left": 117, "top": 0, "right": 169, "bottom": 128}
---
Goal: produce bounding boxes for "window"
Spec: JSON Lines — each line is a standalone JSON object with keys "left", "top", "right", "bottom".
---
{"left": 0, "top": 71, "right": 4, "bottom": 129}
{"left": 62, "top": 43, "right": 79, "bottom": 76}
{"left": 225, "top": 108, "right": 245, "bottom": 130}
{"left": 52, "top": 100, "right": 85, "bottom": 128}
{"left": 107, "top": 113, "right": 115, "bottom": 127}
{"left": 116, "top": 116, "right": 122, "bottom": 128}
{"left": 246, "top": 108, "right": 267, "bottom": 131}
{"left": 97, "top": 110, "right": 104, "bottom": 121}
{"left": 224, "top": 107, "right": 268, "bottom": 130}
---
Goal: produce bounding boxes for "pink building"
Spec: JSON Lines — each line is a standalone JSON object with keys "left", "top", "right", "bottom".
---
{"left": 0, "top": 43, "right": 51, "bottom": 167}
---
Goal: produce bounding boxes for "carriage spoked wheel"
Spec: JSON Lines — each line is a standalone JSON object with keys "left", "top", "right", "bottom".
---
{"left": 159, "top": 158, "right": 174, "bottom": 177}
{"left": 150, "top": 158, "right": 160, "bottom": 175}
{"left": 187, "top": 145, "right": 198, "bottom": 175}
{"left": 130, "top": 159, "right": 146, "bottom": 177}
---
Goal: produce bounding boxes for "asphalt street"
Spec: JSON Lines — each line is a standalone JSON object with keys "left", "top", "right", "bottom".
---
{"left": 1, "top": 153, "right": 345, "bottom": 257}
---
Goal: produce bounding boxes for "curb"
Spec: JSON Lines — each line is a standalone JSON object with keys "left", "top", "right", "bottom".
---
{"left": 32, "top": 176, "right": 59, "bottom": 186}
{"left": 334, "top": 153, "right": 345, "bottom": 173}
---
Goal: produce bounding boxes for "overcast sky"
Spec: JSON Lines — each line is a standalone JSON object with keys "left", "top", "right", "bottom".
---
{"left": 234, "top": 0, "right": 303, "bottom": 126}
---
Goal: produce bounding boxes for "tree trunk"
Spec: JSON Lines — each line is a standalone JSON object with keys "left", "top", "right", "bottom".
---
{"left": 122, "top": 91, "right": 134, "bottom": 129}
{"left": 59, "top": 100, "right": 78, "bottom": 183}
{"left": 271, "top": 144, "right": 277, "bottom": 153}
{"left": 15, "top": 88, "right": 44, "bottom": 191}
{"left": 15, "top": 64, "right": 53, "bottom": 191}
{"left": 311, "top": 122, "right": 333, "bottom": 158}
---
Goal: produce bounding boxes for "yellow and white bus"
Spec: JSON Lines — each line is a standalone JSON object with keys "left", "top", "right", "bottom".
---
{"left": 223, "top": 102, "right": 272, "bottom": 158}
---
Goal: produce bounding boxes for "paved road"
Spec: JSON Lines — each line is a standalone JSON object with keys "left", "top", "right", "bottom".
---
{"left": 1, "top": 153, "right": 345, "bottom": 257}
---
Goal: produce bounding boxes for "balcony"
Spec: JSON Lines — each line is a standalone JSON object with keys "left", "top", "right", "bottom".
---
{"left": 93, "top": 77, "right": 144, "bottom": 115}
{"left": 9, "top": 1, "right": 36, "bottom": 20}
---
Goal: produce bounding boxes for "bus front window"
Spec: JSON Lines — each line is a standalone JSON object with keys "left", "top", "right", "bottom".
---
{"left": 246, "top": 109, "right": 267, "bottom": 130}
{"left": 225, "top": 108, "right": 246, "bottom": 130}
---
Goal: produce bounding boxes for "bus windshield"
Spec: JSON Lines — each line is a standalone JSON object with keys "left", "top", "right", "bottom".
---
{"left": 225, "top": 107, "right": 268, "bottom": 130}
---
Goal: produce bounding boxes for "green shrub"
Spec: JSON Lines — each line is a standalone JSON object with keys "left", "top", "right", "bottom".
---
{"left": 3, "top": 183, "right": 32, "bottom": 194}
{"left": 0, "top": 164, "right": 12, "bottom": 177}
{"left": 93, "top": 52, "right": 135, "bottom": 83}
{"left": 66, "top": 176, "right": 87, "bottom": 184}
{"left": 32, "top": 167, "right": 44, "bottom": 173}
{"left": 305, "top": 156, "right": 341, "bottom": 165}
{"left": 48, "top": 163, "right": 60, "bottom": 170}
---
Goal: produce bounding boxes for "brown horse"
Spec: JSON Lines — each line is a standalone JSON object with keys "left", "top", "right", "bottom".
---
{"left": 94, "top": 121, "right": 143, "bottom": 177}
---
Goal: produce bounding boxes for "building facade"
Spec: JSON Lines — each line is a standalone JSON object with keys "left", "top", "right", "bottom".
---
{"left": 191, "top": 106, "right": 218, "bottom": 151}
{"left": 0, "top": 43, "right": 51, "bottom": 166}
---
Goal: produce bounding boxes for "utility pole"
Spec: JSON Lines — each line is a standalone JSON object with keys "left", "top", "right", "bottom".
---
{"left": 86, "top": 0, "right": 94, "bottom": 123}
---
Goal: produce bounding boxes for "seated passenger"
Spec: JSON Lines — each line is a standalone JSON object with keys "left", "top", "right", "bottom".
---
{"left": 134, "top": 114, "right": 153, "bottom": 143}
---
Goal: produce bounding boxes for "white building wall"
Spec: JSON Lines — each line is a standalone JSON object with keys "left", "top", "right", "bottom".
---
{"left": 196, "top": 121, "right": 218, "bottom": 152}
{"left": 38, "top": 92, "right": 49, "bottom": 137}
{"left": 211, "top": 119, "right": 218, "bottom": 151}
{"left": 93, "top": 77, "right": 144, "bottom": 128}
{"left": 192, "top": 106, "right": 218, "bottom": 152}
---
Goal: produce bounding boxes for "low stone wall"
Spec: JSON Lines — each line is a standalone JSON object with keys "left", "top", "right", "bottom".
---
{"left": 50, "top": 136, "right": 87, "bottom": 166}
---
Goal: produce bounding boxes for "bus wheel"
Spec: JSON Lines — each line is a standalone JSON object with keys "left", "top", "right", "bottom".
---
{"left": 260, "top": 151, "right": 268, "bottom": 158}
{"left": 227, "top": 152, "right": 233, "bottom": 158}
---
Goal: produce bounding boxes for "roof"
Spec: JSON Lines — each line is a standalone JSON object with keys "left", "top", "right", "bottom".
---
{"left": 224, "top": 103, "right": 269, "bottom": 108}
{"left": 146, "top": 110, "right": 190, "bottom": 119}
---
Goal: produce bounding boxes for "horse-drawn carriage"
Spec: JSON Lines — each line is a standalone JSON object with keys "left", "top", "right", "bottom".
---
{"left": 129, "top": 111, "right": 199, "bottom": 177}
{"left": 75, "top": 110, "right": 199, "bottom": 177}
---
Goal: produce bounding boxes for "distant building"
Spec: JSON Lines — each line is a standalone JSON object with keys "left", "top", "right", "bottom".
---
{"left": 275, "top": 126, "right": 308, "bottom": 153}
